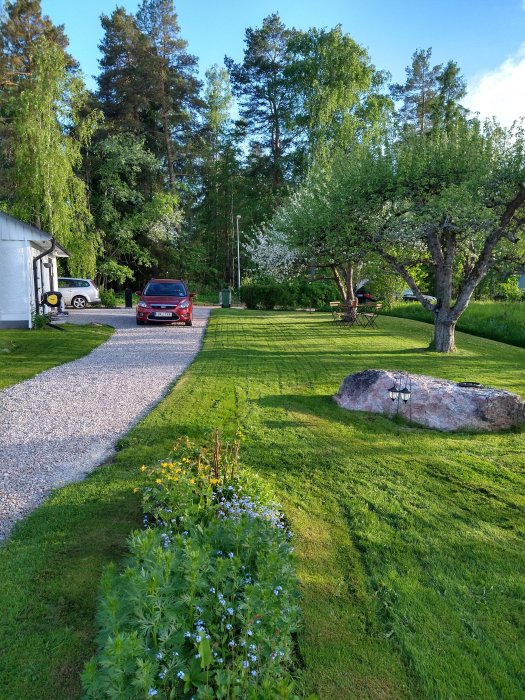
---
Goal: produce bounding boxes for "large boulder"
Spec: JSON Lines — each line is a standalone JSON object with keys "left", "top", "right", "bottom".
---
{"left": 334, "top": 369, "right": 525, "bottom": 432}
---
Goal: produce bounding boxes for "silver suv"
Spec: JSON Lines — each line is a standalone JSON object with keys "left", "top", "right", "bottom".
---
{"left": 57, "top": 278, "right": 101, "bottom": 309}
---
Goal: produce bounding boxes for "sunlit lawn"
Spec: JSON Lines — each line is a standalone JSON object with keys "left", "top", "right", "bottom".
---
{"left": 382, "top": 300, "right": 525, "bottom": 349}
{"left": 0, "top": 324, "right": 113, "bottom": 389}
{"left": 0, "top": 311, "right": 524, "bottom": 699}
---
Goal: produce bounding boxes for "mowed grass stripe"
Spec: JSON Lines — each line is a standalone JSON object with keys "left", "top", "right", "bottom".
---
{"left": 0, "top": 310, "right": 524, "bottom": 699}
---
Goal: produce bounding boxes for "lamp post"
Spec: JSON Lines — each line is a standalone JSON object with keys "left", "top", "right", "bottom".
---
{"left": 387, "top": 372, "right": 411, "bottom": 416}
{"left": 236, "top": 214, "right": 241, "bottom": 297}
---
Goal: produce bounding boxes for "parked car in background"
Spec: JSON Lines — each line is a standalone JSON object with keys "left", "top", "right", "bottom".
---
{"left": 136, "top": 279, "right": 194, "bottom": 326}
{"left": 356, "top": 288, "right": 377, "bottom": 303}
{"left": 58, "top": 277, "right": 101, "bottom": 309}
{"left": 401, "top": 288, "right": 437, "bottom": 304}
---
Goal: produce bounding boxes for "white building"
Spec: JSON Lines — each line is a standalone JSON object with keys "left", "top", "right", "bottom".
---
{"left": 0, "top": 212, "right": 68, "bottom": 329}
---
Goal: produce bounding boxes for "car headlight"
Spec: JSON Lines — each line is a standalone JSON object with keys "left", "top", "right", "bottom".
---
{"left": 138, "top": 301, "right": 149, "bottom": 308}
{"left": 178, "top": 300, "right": 190, "bottom": 309}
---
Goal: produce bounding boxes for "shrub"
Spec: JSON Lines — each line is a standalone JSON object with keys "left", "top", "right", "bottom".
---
{"left": 241, "top": 277, "right": 337, "bottom": 311}
{"left": 31, "top": 311, "right": 51, "bottom": 329}
{"left": 82, "top": 437, "right": 300, "bottom": 700}
{"left": 100, "top": 288, "right": 119, "bottom": 308}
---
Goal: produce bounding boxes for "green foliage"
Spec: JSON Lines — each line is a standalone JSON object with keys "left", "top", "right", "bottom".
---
{"left": 496, "top": 275, "right": 523, "bottom": 301}
{"left": 1, "top": 313, "right": 525, "bottom": 698}
{"left": 241, "top": 280, "right": 295, "bottom": 310}
{"left": 99, "top": 289, "right": 119, "bottom": 308}
{"left": 241, "top": 277, "right": 336, "bottom": 310}
{"left": 31, "top": 311, "right": 51, "bottom": 329}
{"left": 10, "top": 39, "right": 101, "bottom": 275}
{"left": 382, "top": 300, "right": 525, "bottom": 348}
{"left": 287, "top": 26, "right": 392, "bottom": 159}
{"left": 390, "top": 48, "right": 466, "bottom": 133}
{"left": 83, "top": 439, "right": 300, "bottom": 699}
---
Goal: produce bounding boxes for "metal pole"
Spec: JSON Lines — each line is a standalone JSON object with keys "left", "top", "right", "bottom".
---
{"left": 236, "top": 215, "right": 241, "bottom": 296}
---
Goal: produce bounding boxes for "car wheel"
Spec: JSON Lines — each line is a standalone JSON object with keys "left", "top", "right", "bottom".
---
{"left": 72, "top": 295, "right": 87, "bottom": 309}
{"left": 185, "top": 320, "right": 193, "bottom": 326}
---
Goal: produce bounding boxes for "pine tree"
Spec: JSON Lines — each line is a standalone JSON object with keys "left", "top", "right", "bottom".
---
{"left": 0, "top": 0, "right": 73, "bottom": 86}
{"left": 390, "top": 48, "right": 442, "bottom": 133}
{"left": 225, "top": 14, "right": 297, "bottom": 191}
{"left": 96, "top": 8, "right": 152, "bottom": 137}
{"left": 136, "top": 0, "right": 201, "bottom": 190}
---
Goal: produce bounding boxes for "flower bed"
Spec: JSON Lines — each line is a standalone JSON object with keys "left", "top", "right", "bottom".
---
{"left": 82, "top": 437, "right": 300, "bottom": 699}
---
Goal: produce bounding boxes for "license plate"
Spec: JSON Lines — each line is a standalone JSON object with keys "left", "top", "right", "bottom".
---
{"left": 155, "top": 312, "right": 172, "bottom": 318}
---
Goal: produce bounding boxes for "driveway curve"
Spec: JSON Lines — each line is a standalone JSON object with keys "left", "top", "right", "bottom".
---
{"left": 0, "top": 307, "right": 212, "bottom": 541}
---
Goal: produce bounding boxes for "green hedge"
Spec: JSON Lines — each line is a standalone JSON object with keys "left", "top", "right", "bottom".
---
{"left": 241, "top": 278, "right": 337, "bottom": 311}
{"left": 381, "top": 301, "right": 525, "bottom": 349}
{"left": 82, "top": 438, "right": 301, "bottom": 700}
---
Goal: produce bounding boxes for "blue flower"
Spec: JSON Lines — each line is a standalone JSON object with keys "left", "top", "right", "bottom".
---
{"left": 251, "top": 670, "right": 257, "bottom": 677}
{"left": 155, "top": 652, "right": 163, "bottom": 660}
{"left": 228, "top": 552, "right": 234, "bottom": 558}
{"left": 209, "top": 587, "right": 215, "bottom": 593}
{"left": 226, "top": 607, "right": 234, "bottom": 615}
{"left": 242, "top": 660, "right": 249, "bottom": 668}
{"left": 177, "top": 671, "right": 185, "bottom": 680}
{"left": 148, "top": 690, "right": 158, "bottom": 697}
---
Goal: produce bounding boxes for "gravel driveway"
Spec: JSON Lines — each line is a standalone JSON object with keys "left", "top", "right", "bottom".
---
{"left": 0, "top": 307, "right": 211, "bottom": 541}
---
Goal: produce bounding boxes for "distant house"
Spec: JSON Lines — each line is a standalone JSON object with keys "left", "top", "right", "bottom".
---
{"left": 0, "top": 212, "right": 68, "bottom": 329}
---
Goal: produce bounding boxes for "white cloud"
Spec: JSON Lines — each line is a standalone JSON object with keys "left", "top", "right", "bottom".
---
{"left": 465, "top": 44, "right": 525, "bottom": 127}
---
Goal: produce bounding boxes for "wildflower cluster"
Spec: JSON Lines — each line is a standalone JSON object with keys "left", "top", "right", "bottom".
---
{"left": 82, "top": 436, "right": 300, "bottom": 700}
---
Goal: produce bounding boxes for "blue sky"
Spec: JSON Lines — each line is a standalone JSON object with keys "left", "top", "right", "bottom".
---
{"left": 40, "top": 0, "right": 525, "bottom": 125}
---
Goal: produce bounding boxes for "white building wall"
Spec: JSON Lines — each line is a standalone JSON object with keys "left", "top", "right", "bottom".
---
{"left": 0, "top": 212, "right": 68, "bottom": 329}
{"left": 0, "top": 240, "right": 31, "bottom": 326}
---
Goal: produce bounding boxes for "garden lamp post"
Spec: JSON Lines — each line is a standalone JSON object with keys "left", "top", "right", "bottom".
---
{"left": 387, "top": 372, "right": 412, "bottom": 416}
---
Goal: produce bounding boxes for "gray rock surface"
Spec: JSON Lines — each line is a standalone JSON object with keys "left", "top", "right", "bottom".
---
{"left": 334, "top": 369, "right": 525, "bottom": 432}
{"left": 0, "top": 307, "right": 211, "bottom": 541}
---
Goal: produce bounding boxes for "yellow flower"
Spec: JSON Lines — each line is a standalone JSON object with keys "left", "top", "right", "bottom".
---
{"left": 140, "top": 465, "right": 147, "bottom": 472}
{"left": 133, "top": 487, "right": 140, "bottom": 493}
{"left": 155, "top": 478, "right": 163, "bottom": 484}
{"left": 189, "top": 478, "right": 196, "bottom": 484}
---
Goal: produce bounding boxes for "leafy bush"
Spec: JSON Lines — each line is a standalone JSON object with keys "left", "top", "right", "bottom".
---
{"left": 31, "top": 311, "right": 51, "bottom": 329}
{"left": 100, "top": 288, "right": 119, "bottom": 308}
{"left": 241, "top": 277, "right": 337, "bottom": 310}
{"left": 82, "top": 438, "right": 300, "bottom": 700}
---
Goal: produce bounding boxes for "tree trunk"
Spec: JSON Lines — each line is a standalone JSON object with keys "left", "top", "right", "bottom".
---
{"left": 433, "top": 316, "right": 457, "bottom": 352}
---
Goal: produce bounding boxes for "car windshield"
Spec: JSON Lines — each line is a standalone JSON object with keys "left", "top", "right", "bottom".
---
{"left": 143, "top": 282, "right": 187, "bottom": 297}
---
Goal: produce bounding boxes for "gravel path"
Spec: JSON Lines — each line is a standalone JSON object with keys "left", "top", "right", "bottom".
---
{"left": 0, "top": 307, "right": 211, "bottom": 541}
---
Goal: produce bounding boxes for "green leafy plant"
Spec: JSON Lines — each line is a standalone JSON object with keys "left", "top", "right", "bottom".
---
{"left": 99, "top": 288, "right": 119, "bottom": 308}
{"left": 82, "top": 436, "right": 300, "bottom": 699}
{"left": 31, "top": 311, "right": 51, "bottom": 329}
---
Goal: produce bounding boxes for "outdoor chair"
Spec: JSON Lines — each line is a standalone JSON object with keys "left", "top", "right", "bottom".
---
{"left": 329, "top": 301, "right": 342, "bottom": 321}
{"left": 330, "top": 300, "right": 360, "bottom": 326}
{"left": 357, "top": 302, "right": 382, "bottom": 328}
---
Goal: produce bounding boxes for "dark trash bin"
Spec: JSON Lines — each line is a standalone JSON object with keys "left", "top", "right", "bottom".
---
{"left": 220, "top": 288, "right": 232, "bottom": 308}
{"left": 124, "top": 287, "right": 134, "bottom": 308}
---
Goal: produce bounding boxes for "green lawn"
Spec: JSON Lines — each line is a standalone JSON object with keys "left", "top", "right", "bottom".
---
{"left": 0, "top": 311, "right": 524, "bottom": 699}
{"left": 0, "top": 324, "right": 113, "bottom": 389}
{"left": 381, "top": 300, "right": 525, "bottom": 349}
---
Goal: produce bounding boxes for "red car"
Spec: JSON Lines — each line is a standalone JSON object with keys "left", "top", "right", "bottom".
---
{"left": 136, "top": 279, "right": 194, "bottom": 326}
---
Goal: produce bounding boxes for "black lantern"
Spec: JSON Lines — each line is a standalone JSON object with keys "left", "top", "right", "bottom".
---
{"left": 400, "top": 386, "right": 411, "bottom": 403}
{"left": 388, "top": 384, "right": 399, "bottom": 401}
